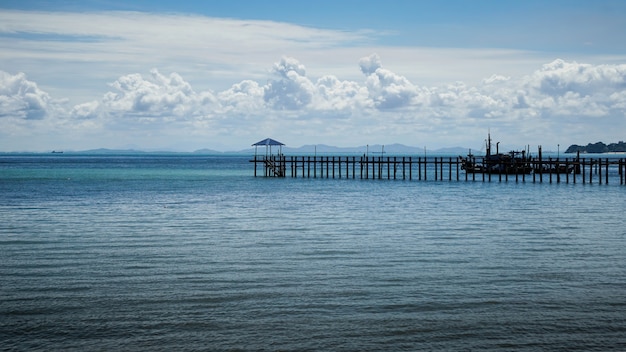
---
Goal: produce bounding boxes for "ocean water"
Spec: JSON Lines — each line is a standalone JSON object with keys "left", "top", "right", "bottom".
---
{"left": 1, "top": 154, "right": 625, "bottom": 351}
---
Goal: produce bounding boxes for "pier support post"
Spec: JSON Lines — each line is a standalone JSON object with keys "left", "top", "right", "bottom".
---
{"left": 440, "top": 157, "right": 444, "bottom": 181}
{"left": 548, "top": 158, "right": 553, "bottom": 183}
{"left": 580, "top": 158, "right": 586, "bottom": 184}
{"left": 360, "top": 156, "right": 364, "bottom": 179}
{"left": 598, "top": 159, "right": 602, "bottom": 185}
{"left": 418, "top": 157, "right": 422, "bottom": 180}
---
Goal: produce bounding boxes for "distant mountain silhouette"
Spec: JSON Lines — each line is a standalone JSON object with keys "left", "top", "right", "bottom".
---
{"left": 62, "top": 144, "right": 473, "bottom": 155}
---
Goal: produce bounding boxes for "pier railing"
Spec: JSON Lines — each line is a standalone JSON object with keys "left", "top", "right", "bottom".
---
{"left": 251, "top": 155, "right": 626, "bottom": 185}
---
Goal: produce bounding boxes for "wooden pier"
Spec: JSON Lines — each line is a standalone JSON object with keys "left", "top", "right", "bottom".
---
{"left": 251, "top": 154, "right": 626, "bottom": 185}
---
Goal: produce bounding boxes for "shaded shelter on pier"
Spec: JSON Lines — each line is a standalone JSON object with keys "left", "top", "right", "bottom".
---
{"left": 253, "top": 138, "right": 284, "bottom": 157}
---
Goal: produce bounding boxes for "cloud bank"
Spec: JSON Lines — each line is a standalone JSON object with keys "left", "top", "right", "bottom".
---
{"left": 1, "top": 55, "right": 625, "bottom": 151}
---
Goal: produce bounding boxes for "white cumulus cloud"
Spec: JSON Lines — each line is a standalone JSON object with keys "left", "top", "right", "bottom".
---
{"left": 218, "top": 80, "right": 265, "bottom": 113}
{"left": 0, "top": 71, "right": 51, "bottom": 120}
{"left": 263, "top": 57, "right": 316, "bottom": 110}
{"left": 100, "top": 69, "right": 218, "bottom": 120}
{"left": 359, "top": 54, "right": 420, "bottom": 109}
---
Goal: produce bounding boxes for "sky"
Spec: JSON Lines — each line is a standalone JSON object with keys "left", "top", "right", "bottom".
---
{"left": 1, "top": 0, "right": 626, "bottom": 152}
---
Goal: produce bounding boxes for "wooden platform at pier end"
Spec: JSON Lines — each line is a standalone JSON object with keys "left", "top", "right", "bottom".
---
{"left": 251, "top": 155, "right": 626, "bottom": 185}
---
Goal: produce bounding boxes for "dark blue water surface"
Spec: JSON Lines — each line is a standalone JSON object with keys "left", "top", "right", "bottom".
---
{"left": 1, "top": 154, "right": 625, "bottom": 351}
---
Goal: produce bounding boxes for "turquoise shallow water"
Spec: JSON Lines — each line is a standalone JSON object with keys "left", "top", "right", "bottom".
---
{"left": 1, "top": 154, "right": 625, "bottom": 351}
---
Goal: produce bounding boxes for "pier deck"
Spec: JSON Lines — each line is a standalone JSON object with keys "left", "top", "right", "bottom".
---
{"left": 251, "top": 155, "right": 626, "bottom": 185}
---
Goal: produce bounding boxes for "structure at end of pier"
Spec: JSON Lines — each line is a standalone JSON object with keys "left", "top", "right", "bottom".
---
{"left": 252, "top": 138, "right": 286, "bottom": 177}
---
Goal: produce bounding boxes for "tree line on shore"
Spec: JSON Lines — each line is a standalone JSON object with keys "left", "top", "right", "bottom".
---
{"left": 565, "top": 141, "right": 626, "bottom": 153}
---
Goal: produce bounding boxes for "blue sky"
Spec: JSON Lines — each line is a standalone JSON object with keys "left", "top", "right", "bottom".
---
{"left": 1, "top": 0, "right": 625, "bottom": 151}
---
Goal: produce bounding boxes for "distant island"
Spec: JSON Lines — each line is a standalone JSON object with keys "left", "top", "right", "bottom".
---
{"left": 565, "top": 141, "right": 626, "bottom": 153}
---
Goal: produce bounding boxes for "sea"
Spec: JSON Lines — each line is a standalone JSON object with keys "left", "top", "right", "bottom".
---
{"left": 1, "top": 153, "right": 625, "bottom": 351}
